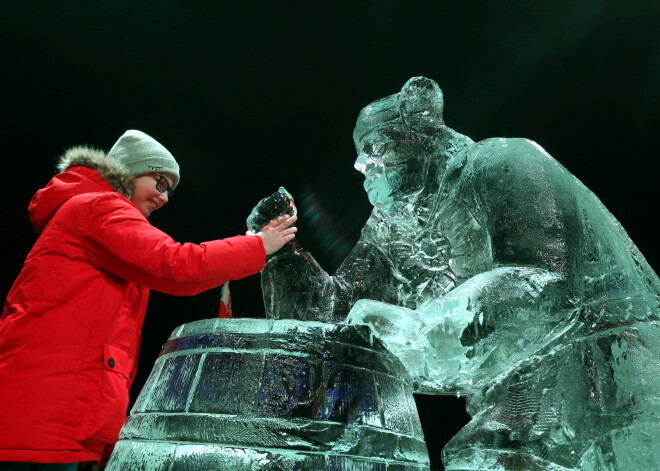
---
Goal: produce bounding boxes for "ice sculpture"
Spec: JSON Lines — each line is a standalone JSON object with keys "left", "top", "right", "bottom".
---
{"left": 257, "top": 77, "right": 660, "bottom": 469}
{"left": 107, "top": 318, "right": 429, "bottom": 470}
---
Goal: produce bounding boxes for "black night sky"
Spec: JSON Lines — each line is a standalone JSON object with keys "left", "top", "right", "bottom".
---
{"left": 2, "top": 2, "right": 660, "bottom": 469}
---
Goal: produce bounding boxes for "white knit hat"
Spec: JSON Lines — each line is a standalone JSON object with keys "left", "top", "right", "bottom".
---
{"left": 108, "top": 130, "right": 180, "bottom": 188}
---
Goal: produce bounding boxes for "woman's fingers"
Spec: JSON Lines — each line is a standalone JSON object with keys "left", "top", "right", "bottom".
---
{"left": 266, "top": 214, "right": 297, "bottom": 230}
{"left": 263, "top": 215, "right": 284, "bottom": 228}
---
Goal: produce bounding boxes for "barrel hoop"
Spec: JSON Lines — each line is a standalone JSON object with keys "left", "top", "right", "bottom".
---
{"left": 119, "top": 412, "right": 429, "bottom": 462}
{"left": 157, "top": 333, "right": 408, "bottom": 378}
{"left": 109, "top": 438, "right": 431, "bottom": 470}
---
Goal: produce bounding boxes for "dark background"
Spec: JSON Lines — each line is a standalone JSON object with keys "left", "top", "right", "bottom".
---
{"left": 2, "top": 1, "right": 659, "bottom": 469}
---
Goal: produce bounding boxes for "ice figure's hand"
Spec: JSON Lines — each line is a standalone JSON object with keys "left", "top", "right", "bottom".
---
{"left": 346, "top": 299, "right": 432, "bottom": 389}
{"left": 246, "top": 187, "right": 295, "bottom": 233}
{"left": 249, "top": 214, "right": 298, "bottom": 255}
{"left": 345, "top": 297, "right": 472, "bottom": 393}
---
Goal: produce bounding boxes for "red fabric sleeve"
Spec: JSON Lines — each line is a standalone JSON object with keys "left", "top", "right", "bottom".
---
{"left": 82, "top": 194, "right": 266, "bottom": 296}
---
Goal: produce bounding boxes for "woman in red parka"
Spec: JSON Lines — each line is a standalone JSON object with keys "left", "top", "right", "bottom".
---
{"left": 0, "top": 130, "right": 297, "bottom": 470}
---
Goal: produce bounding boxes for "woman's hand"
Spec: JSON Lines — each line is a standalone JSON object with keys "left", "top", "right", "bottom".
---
{"left": 247, "top": 214, "right": 297, "bottom": 255}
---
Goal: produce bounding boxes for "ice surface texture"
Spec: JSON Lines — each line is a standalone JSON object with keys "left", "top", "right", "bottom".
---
{"left": 107, "top": 319, "right": 429, "bottom": 470}
{"left": 256, "top": 77, "right": 660, "bottom": 469}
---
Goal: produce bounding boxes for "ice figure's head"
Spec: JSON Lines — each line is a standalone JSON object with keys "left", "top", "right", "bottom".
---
{"left": 353, "top": 77, "right": 446, "bottom": 210}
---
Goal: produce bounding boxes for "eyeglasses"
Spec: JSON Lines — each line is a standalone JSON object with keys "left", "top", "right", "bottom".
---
{"left": 155, "top": 174, "right": 174, "bottom": 198}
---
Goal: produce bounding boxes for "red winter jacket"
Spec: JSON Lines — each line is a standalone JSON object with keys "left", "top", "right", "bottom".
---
{"left": 0, "top": 147, "right": 265, "bottom": 464}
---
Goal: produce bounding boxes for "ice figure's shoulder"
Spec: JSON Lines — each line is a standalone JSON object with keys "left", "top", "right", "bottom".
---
{"left": 446, "top": 137, "right": 569, "bottom": 185}
{"left": 462, "top": 137, "right": 557, "bottom": 164}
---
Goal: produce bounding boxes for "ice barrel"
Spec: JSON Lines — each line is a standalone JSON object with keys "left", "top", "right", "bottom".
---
{"left": 106, "top": 318, "right": 430, "bottom": 470}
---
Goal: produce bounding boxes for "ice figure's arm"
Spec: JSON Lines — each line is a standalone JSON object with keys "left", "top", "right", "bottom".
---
{"left": 261, "top": 236, "right": 400, "bottom": 322}
{"left": 348, "top": 266, "right": 572, "bottom": 394}
{"left": 420, "top": 266, "right": 572, "bottom": 391}
{"left": 249, "top": 187, "right": 397, "bottom": 322}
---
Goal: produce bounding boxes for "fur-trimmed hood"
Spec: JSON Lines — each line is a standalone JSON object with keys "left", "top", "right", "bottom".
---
{"left": 56, "top": 146, "right": 134, "bottom": 199}
{"left": 28, "top": 146, "right": 136, "bottom": 233}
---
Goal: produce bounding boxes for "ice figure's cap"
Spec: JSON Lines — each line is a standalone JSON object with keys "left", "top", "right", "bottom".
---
{"left": 353, "top": 76, "right": 445, "bottom": 144}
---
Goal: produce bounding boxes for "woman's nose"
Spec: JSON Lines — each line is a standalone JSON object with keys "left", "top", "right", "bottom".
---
{"left": 158, "top": 191, "right": 169, "bottom": 204}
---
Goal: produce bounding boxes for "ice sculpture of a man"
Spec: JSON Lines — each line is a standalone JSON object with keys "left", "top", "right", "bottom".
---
{"left": 254, "top": 77, "right": 660, "bottom": 470}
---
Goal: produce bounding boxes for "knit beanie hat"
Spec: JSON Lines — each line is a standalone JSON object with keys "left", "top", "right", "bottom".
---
{"left": 108, "top": 130, "right": 180, "bottom": 188}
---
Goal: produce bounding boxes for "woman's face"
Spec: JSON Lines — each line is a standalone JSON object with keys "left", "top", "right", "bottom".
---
{"left": 131, "top": 173, "right": 172, "bottom": 218}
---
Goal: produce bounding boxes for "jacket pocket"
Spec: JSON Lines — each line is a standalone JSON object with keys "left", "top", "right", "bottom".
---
{"left": 86, "top": 344, "right": 134, "bottom": 443}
